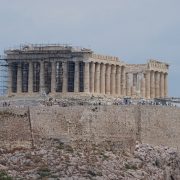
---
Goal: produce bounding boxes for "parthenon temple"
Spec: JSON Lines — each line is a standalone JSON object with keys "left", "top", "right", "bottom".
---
{"left": 5, "top": 44, "right": 169, "bottom": 99}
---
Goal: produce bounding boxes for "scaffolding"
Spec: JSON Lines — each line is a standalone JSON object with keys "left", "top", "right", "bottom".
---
{"left": 0, "top": 59, "right": 86, "bottom": 96}
{"left": 0, "top": 44, "right": 91, "bottom": 97}
{"left": 0, "top": 58, "right": 8, "bottom": 96}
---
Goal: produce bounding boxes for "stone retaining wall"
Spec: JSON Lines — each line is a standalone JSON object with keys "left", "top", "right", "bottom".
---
{"left": 0, "top": 105, "right": 180, "bottom": 151}
{"left": 141, "top": 106, "right": 180, "bottom": 149}
{"left": 0, "top": 107, "right": 32, "bottom": 149}
{"left": 30, "top": 105, "right": 137, "bottom": 152}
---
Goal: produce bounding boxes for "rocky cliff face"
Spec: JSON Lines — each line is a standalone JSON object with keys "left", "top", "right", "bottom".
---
{"left": 0, "top": 141, "right": 180, "bottom": 180}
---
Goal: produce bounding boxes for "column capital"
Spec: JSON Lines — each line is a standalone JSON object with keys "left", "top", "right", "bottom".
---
{"left": 84, "top": 61, "right": 90, "bottom": 65}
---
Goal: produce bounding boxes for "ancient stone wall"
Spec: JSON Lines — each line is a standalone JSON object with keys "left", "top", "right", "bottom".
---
{"left": 30, "top": 106, "right": 137, "bottom": 152}
{"left": 0, "top": 105, "right": 180, "bottom": 151}
{"left": 140, "top": 106, "right": 180, "bottom": 150}
{"left": 0, "top": 107, "right": 32, "bottom": 149}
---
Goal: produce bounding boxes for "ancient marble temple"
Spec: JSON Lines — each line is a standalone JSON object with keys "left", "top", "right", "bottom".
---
{"left": 5, "top": 44, "right": 169, "bottom": 99}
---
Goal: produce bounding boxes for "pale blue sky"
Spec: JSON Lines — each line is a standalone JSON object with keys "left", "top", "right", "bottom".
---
{"left": 0, "top": 0, "right": 180, "bottom": 96}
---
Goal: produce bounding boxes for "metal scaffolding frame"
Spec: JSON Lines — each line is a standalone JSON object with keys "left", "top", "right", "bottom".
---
{"left": 0, "top": 57, "right": 85, "bottom": 96}
{"left": 0, "top": 59, "right": 8, "bottom": 96}
{"left": 0, "top": 43, "right": 89, "bottom": 96}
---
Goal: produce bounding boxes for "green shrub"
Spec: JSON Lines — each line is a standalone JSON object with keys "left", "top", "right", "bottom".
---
{"left": 65, "top": 145, "right": 74, "bottom": 153}
{"left": 87, "top": 170, "right": 96, "bottom": 176}
{"left": 37, "top": 167, "right": 51, "bottom": 178}
{"left": 0, "top": 171, "right": 12, "bottom": 180}
{"left": 125, "top": 163, "right": 137, "bottom": 170}
{"left": 56, "top": 142, "right": 64, "bottom": 149}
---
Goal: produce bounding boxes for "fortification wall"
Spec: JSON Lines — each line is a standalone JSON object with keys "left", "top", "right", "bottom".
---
{"left": 30, "top": 106, "right": 137, "bottom": 152}
{"left": 0, "top": 107, "right": 32, "bottom": 149}
{"left": 0, "top": 105, "right": 180, "bottom": 151}
{"left": 140, "top": 106, "right": 180, "bottom": 149}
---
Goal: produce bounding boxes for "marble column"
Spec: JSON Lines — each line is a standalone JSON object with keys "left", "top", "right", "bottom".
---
{"left": 126, "top": 73, "right": 131, "bottom": 96}
{"left": 145, "top": 71, "right": 150, "bottom": 99}
{"left": 95, "top": 63, "right": 100, "bottom": 93}
{"left": 110, "top": 65, "right": 116, "bottom": 95}
{"left": 150, "top": 71, "right": 155, "bottom": 99}
{"left": 105, "top": 64, "right": 111, "bottom": 95}
{"left": 131, "top": 86, "right": 136, "bottom": 97}
{"left": 164, "top": 73, "right": 168, "bottom": 97}
{"left": 155, "top": 72, "right": 160, "bottom": 98}
{"left": 40, "top": 61, "right": 45, "bottom": 93}
{"left": 28, "top": 61, "right": 33, "bottom": 93}
{"left": 116, "top": 66, "right": 121, "bottom": 95}
{"left": 136, "top": 73, "right": 141, "bottom": 97}
{"left": 17, "top": 63, "right": 22, "bottom": 94}
{"left": 100, "top": 63, "right": 106, "bottom": 94}
{"left": 84, "top": 62, "right": 90, "bottom": 93}
{"left": 140, "top": 75, "right": 145, "bottom": 98}
{"left": 133, "top": 73, "right": 137, "bottom": 97}
{"left": 62, "top": 61, "right": 68, "bottom": 93}
{"left": 90, "top": 62, "right": 95, "bottom": 93}
{"left": 74, "top": 61, "right": 79, "bottom": 93}
{"left": 121, "top": 66, "right": 126, "bottom": 96}
{"left": 160, "top": 72, "right": 164, "bottom": 98}
{"left": 8, "top": 63, "right": 12, "bottom": 95}
{"left": 51, "top": 61, "right": 56, "bottom": 94}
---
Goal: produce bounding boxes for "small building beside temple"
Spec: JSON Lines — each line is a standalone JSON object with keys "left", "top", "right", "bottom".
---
{"left": 4, "top": 44, "right": 169, "bottom": 99}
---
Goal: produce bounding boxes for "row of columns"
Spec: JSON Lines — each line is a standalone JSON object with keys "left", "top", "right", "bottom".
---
{"left": 149, "top": 71, "right": 168, "bottom": 98}
{"left": 126, "top": 71, "right": 168, "bottom": 98}
{"left": 8, "top": 61, "right": 168, "bottom": 98}
{"left": 8, "top": 61, "right": 126, "bottom": 96}
{"left": 9, "top": 61, "right": 77, "bottom": 94}
{"left": 84, "top": 62, "right": 126, "bottom": 96}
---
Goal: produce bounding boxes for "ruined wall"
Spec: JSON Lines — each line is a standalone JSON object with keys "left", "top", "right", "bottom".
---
{"left": 30, "top": 106, "right": 137, "bottom": 152}
{"left": 28, "top": 105, "right": 180, "bottom": 150}
{"left": 0, "top": 105, "right": 180, "bottom": 151}
{"left": 0, "top": 107, "right": 32, "bottom": 149}
{"left": 140, "top": 106, "right": 180, "bottom": 149}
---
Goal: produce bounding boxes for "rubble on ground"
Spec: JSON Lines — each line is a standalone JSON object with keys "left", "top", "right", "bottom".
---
{"left": 0, "top": 141, "right": 180, "bottom": 180}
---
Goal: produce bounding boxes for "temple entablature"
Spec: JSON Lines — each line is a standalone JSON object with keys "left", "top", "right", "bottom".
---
{"left": 89, "top": 53, "right": 126, "bottom": 66}
{"left": 148, "top": 59, "right": 169, "bottom": 73}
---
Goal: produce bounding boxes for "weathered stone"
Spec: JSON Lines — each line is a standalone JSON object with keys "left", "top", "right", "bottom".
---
{"left": 5, "top": 45, "right": 169, "bottom": 98}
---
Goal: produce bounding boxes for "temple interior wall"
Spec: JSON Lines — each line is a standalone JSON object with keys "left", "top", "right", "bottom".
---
{"left": 0, "top": 105, "right": 180, "bottom": 151}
